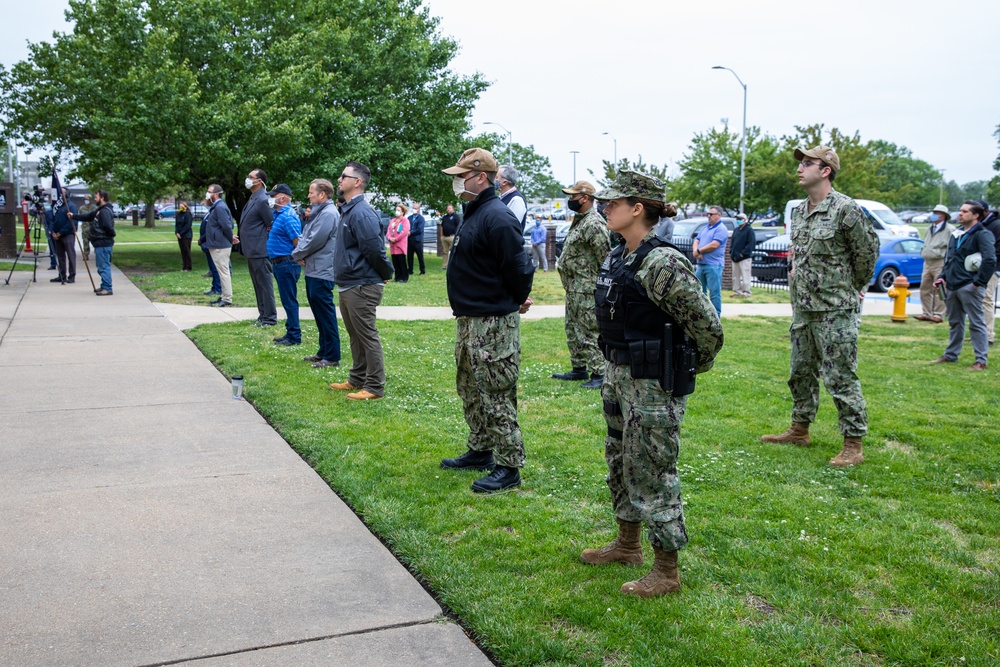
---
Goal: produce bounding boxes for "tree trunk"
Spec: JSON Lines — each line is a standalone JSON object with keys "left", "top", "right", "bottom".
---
{"left": 144, "top": 206, "right": 156, "bottom": 228}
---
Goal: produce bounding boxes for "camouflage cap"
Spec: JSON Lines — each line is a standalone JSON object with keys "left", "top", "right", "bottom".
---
{"left": 593, "top": 170, "right": 666, "bottom": 203}
{"left": 793, "top": 145, "right": 840, "bottom": 174}
{"left": 562, "top": 180, "right": 596, "bottom": 196}
{"left": 442, "top": 148, "right": 499, "bottom": 175}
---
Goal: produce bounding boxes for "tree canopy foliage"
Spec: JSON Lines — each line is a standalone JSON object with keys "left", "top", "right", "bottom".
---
{"left": 0, "top": 0, "right": 486, "bottom": 225}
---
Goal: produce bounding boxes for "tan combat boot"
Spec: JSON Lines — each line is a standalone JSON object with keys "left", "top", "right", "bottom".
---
{"left": 580, "top": 519, "right": 644, "bottom": 566}
{"left": 620, "top": 546, "right": 680, "bottom": 597}
{"left": 760, "top": 422, "right": 810, "bottom": 446}
{"left": 829, "top": 436, "right": 864, "bottom": 467}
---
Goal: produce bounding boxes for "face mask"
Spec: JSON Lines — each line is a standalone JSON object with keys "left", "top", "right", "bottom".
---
{"left": 534, "top": 220, "right": 541, "bottom": 227}
{"left": 395, "top": 210, "right": 402, "bottom": 217}
{"left": 205, "top": 192, "right": 212, "bottom": 202}
{"left": 452, "top": 176, "right": 470, "bottom": 199}
{"left": 567, "top": 199, "right": 582, "bottom": 212}
{"left": 268, "top": 197, "right": 277, "bottom": 208}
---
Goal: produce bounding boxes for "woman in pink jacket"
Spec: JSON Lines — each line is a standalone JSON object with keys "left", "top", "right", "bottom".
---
{"left": 387, "top": 204, "right": 410, "bottom": 283}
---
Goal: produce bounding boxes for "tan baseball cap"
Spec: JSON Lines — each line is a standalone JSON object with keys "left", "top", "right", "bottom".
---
{"left": 562, "top": 180, "right": 596, "bottom": 196}
{"left": 793, "top": 145, "right": 840, "bottom": 174}
{"left": 441, "top": 148, "right": 499, "bottom": 176}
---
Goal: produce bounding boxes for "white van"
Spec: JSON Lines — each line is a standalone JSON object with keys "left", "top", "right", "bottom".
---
{"left": 784, "top": 199, "right": 920, "bottom": 239}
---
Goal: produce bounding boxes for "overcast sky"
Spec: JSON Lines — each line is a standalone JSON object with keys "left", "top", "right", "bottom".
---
{"left": 6, "top": 0, "right": 999, "bottom": 190}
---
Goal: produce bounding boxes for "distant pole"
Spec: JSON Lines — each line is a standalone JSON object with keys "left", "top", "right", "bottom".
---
{"left": 939, "top": 169, "right": 946, "bottom": 205}
{"left": 484, "top": 121, "right": 513, "bottom": 166}
{"left": 712, "top": 66, "right": 747, "bottom": 215}
{"left": 602, "top": 132, "right": 617, "bottom": 174}
{"left": 570, "top": 151, "right": 580, "bottom": 182}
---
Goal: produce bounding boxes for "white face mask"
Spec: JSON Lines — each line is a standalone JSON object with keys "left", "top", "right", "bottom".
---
{"left": 268, "top": 197, "right": 277, "bottom": 208}
{"left": 245, "top": 178, "right": 255, "bottom": 189}
{"left": 205, "top": 191, "right": 212, "bottom": 201}
{"left": 452, "top": 176, "right": 470, "bottom": 199}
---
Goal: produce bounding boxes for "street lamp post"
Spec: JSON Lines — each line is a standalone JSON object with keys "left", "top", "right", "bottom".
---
{"left": 570, "top": 150, "right": 580, "bottom": 182}
{"left": 484, "top": 121, "right": 513, "bottom": 166}
{"left": 712, "top": 66, "right": 747, "bottom": 215}
{"left": 602, "top": 132, "right": 617, "bottom": 174}
{"left": 939, "top": 169, "right": 947, "bottom": 205}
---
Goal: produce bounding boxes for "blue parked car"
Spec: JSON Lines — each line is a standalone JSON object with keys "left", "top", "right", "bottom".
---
{"left": 870, "top": 238, "right": 924, "bottom": 292}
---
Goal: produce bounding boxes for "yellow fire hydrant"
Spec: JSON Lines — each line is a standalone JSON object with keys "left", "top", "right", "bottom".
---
{"left": 887, "top": 276, "right": 910, "bottom": 322}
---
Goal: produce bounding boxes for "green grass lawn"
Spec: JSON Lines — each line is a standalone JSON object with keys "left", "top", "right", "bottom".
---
{"left": 188, "top": 316, "right": 999, "bottom": 666}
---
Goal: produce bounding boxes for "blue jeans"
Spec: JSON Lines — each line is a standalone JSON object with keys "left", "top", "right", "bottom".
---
{"left": 95, "top": 246, "right": 114, "bottom": 292}
{"left": 202, "top": 243, "right": 221, "bottom": 293}
{"left": 305, "top": 276, "right": 340, "bottom": 362}
{"left": 695, "top": 263, "right": 722, "bottom": 315}
{"left": 272, "top": 260, "right": 301, "bottom": 343}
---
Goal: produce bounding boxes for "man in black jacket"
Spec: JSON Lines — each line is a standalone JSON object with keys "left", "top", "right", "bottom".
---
{"left": 174, "top": 200, "right": 194, "bottom": 271}
{"left": 439, "top": 203, "right": 461, "bottom": 270}
{"left": 237, "top": 168, "right": 278, "bottom": 326}
{"left": 50, "top": 189, "right": 78, "bottom": 284}
{"left": 932, "top": 200, "right": 997, "bottom": 370}
{"left": 439, "top": 148, "right": 535, "bottom": 493}
{"left": 729, "top": 213, "right": 755, "bottom": 298}
{"left": 70, "top": 190, "right": 116, "bottom": 295}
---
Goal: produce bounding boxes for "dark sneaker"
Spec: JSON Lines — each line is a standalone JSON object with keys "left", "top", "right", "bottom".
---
{"left": 50, "top": 277, "right": 64, "bottom": 283}
{"left": 212, "top": 301, "right": 233, "bottom": 308}
{"left": 274, "top": 338, "right": 300, "bottom": 346}
{"left": 441, "top": 448, "right": 495, "bottom": 471}
{"left": 312, "top": 359, "right": 339, "bottom": 368}
{"left": 552, "top": 368, "right": 588, "bottom": 381}
{"left": 471, "top": 466, "right": 521, "bottom": 493}
{"left": 254, "top": 320, "right": 277, "bottom": 328}
{"left": 204, "top": 289, "right": 222, "bottom": 296}
{"left": 303, "top": 355, "right": 322, "bottom": 362}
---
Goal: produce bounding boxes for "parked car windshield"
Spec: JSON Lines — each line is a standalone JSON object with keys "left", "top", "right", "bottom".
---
{"left": 672, "top": 221, "right": 702, "bottom": 237}
{"left": 867, "top": 208, "right": 907, "bottom": 227}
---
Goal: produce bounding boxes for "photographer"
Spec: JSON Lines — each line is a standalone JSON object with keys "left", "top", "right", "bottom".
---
{"left": 71, "top": 190, "right": 116, "bottom": 295}
{"left": 27, "top": 189, "right": 59, "bottom": 271}
{"left": 50, "top": 188, "right": 78, "bottom": 284}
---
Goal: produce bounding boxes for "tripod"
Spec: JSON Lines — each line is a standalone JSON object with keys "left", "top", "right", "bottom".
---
{"left": 4, "top": 206, "right": 45, "bottom": 285}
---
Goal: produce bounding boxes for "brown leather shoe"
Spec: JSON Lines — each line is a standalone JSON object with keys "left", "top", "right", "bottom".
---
{"left": 303, "top": 355, "right": 322, "bottom": 362}
{"left": 970, "top": 362, "right": 988, "bottom": 371}
{"left": 914, "top": 315, "right": 932, "bottom": 322}
{"left": 346, "top": 389, "right": 382, "bottom": 400}
{"left": 312, "top": 359, "right": 339, "bottom": 368}
{"left": 329, "top": 381, "right": 359, "bottom": 391}
{"left": 930, "top": 317, "right": 943, "bottom": 323}
{"left": 931, "top": 356, "right": 956, "bottom": 364}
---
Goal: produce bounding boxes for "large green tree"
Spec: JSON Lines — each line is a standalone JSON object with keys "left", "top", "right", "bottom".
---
{"left": 0, "top": 0, "right": 485, "bottom": 226}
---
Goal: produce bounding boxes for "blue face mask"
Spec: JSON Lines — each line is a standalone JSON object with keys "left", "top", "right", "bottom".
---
{"left": 534, "top": 220, "right": 541, "bottom": 227}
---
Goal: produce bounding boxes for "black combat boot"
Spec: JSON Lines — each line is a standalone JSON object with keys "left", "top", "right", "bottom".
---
{"left": 440, "top": 448, "right": 495, "bottom": 471}
{"left": 552, "top": 367, "right": 588, "bottom": 381}
{"left": 471, "top": 466, "right": 521, "bottom": 493}
{"left": 581, "top": 373, "right": 604, "bottom": 389}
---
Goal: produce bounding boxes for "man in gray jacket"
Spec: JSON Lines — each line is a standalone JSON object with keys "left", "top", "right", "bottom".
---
{"left": 292, "top": 178, "right": 341, "bottom": 368}
{"left": 237, "top": 168, "right": 278, "bottom": 326}
{"left": 328, "top": 161, "right": 394, "bottom": 400}
{"left": 203, "top": 184, "right": 235, "bottom": 307}
{"left": 916, "top": 204, "right": 954, "bottom": 323}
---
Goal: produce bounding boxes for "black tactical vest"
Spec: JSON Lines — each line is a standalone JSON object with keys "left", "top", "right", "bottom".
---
{"left": 595, "top": 236, "right": 697, "bottom": 396}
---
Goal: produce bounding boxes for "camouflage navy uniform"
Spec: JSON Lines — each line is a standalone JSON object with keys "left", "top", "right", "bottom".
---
{"left": 557, "top": 206, "right": 611, "bottom": 375}
{"left": 598, "top": 230, "right": 723, "bottom": 549}
{"left": 78, "top": 201, "right": 96, "bottom": 257}
{"left": 788, "top": 189, "right": 879, "bottom": 436}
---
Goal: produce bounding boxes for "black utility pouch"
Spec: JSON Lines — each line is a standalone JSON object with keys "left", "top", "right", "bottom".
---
{"left": 628, "top": 339, "right": 661, "bottom": 380}
{"left": 673, "top": 335, "right": 698, "bottom": 397}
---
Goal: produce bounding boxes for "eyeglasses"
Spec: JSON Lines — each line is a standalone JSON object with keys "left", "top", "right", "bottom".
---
{"left": 707, "top": 212, "right": 721, "bottom": 217}
{"left": 339, "top": 173, "right": 358, "bottom": 181}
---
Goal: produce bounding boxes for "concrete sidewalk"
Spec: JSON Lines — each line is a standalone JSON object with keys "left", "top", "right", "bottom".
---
{"left": 152, "top": 290, "right": 924, "bottom": 331}
{"left": 0, "top": 267, "right": 492, "bottom": 667}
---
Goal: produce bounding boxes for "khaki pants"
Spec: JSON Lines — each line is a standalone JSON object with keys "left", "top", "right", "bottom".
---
{"left": 984, "top": 272, "right": 999, "bottom": 343}
{"left": 731, "top": 258, "right": 752, "bottom": 296}
{"left": 209, "top": 247, "right": 232, "bottom": 304}
{"left": 919, "top": 257, "right": 946, "bottom": 320}
{"left": 441, "top": 235, "right": 454, "bottom": 269}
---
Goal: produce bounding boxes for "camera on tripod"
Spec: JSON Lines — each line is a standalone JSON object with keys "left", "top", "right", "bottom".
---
{"left": 24, "top": 185, "right": 48, "bottom": 217}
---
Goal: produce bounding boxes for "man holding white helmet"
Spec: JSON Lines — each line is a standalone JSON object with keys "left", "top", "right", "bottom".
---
{"left": 932, "top": 200, "right": 996, "bottom": 370}
{"left": 915, "top": 204, "right": 954, "bottom": 323}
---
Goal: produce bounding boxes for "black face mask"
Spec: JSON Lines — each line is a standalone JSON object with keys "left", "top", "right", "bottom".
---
{"left": 567, "top": 199, "right": 582, "bottom": 212}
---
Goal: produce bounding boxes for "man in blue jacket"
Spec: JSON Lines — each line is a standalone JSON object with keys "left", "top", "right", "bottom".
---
{"left": 203, "top": 185, "right": 235, "bottom": 307}
{"left": 328, "top": 162, "right": 394, "bottom": 399}
{"left": 438, "top": 148, "right": 535, "bottom": 493}
{"left": 267, "top": 184, "right": 303, "bottom": 346}
{"left": 50, "top": 188, "right": 78, "bottom": 284}
{"left": 407, "top": 202, "right": 426, "bottom": 276}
